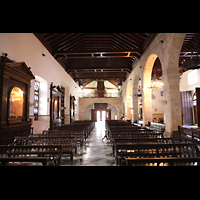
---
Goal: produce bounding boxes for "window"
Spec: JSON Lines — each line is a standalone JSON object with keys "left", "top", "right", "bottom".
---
{"left": 188, "top": 70, "right": 198, "bottom": 85}
{"left": 34, "top": 81, "right": 39, "bottom": 120}
{"left": 193, "top": 92, "right": 197, "bottom": 106}
{"left": 9, "top": 87, "right": 23, "bottom": 117}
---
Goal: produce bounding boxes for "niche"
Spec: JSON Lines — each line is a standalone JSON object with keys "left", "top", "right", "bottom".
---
{"left": 9, "top": 87, "right": 24, "bottom": 118}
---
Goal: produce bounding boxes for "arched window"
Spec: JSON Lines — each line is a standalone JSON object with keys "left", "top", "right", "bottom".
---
{"left": 34, "top": 81, "right": 40, "bottom": 120}
{"left": 9, "top": 87, "right": 23, "bottom": 117}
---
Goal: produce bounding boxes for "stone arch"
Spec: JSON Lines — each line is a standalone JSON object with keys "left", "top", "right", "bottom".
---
{"left": 132, "top": 73, "right": 141, "bottom": 122}
{"left": 79, "top": 98, "right": 122, "bottom": 120}
{"left": 160, "top": 33, "right": 186, "bottom": 136}
{"left": 126, "top": 82, "right": 132, "bottom": 120}
{"left": 82, "top": 102, "right": 119, "bottom": 120}
{"left": 142, "top": 54, "right": 159, "bottom": 126}
{"left": 141, "top": 33, "right": 186, "bottom": 136}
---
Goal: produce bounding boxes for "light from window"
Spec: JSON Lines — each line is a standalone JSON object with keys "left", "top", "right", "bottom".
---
{"left": 188, "top": 70, "right": 198, "bottom": 85}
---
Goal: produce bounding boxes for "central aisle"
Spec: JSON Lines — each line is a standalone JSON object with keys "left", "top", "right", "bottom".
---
{"left": 62, "top": 121, "right": 115, "bottom": 166}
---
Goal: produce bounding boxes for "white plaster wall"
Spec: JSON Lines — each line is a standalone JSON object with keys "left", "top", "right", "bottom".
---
{"left": 0, "top": 33, "right": 80, "bottom": 132}
{"left": 180, "top": 69, "right": 200, "bottom": 92}
{"left": 152, "top": 88, "right": 164, "bottom": 114}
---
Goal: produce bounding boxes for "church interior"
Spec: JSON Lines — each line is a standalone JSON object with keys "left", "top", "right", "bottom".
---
{"left": 1, "top": 33, "right": 200, "bottom": 166}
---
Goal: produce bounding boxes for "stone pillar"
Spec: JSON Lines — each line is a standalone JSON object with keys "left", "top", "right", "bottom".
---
{"left": 162, "top": 72, "right": 182, "bottom": 137}
{"left": 142, "top": 88, "right": 152, "bottom": 126}
{"left": 132, "top": 87, "right": 138, "bottom": 122}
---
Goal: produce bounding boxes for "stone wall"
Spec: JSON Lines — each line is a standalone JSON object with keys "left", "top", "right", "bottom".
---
{"left": 79, "top": 98, "right": 122, "bottom": 120}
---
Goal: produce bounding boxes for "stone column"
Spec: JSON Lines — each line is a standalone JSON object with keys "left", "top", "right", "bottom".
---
{"left": 132, "top": 87, "right": 139, "bottom": 122}
{"left": 142, "top": 88, "right": 152, "bottom": 126}
{"left": 162, "top": 72, "right": 182, "bottom": 137}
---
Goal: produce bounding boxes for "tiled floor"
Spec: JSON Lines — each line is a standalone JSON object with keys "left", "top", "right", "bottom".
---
{"left": 3, "top": 121, "right": 115, "bottom": 166}
{"left": 61, "top": 121, "right": 115, "bottom": 166}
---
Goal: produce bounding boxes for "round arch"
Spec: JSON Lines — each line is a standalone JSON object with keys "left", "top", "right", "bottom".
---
{"left": 79, "top": 98, "right": 122, "bottom": 120}
{"left": 143, "top": 54, "right": 158, "bottom": 89}
{"left": 126, "top": 82, "right": 132, "bottom": 120}
{"left": 142, "top": 54, "right": 160, "bottom": 125}
{"left": 132, "top": 73, "right": 142, "bottom": 122}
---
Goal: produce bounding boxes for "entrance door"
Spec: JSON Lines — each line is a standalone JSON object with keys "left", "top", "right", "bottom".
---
{"left": 102, "top": 111, "right": 106, "bottom": 121}
{"left": 91, "top": 109, "right": 111, "bottom": 122}
{"left": 97, "top": 111, "right": 101, "bottom": 121}
{"left": 97, "top": 110, "right": 106, "bottom": 121}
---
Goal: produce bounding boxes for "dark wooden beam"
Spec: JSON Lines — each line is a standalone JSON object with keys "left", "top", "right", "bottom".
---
{"left": 67, "top": 66, "right": 132, "bottom": 73}
{"left": 54, "top": 49, "right": 142, "bottom": 59}
{"left": 142, "top": 33, "right": 158, "bottom": 52}
{"left": 74, "top": 77, "right": 125, "bottom": 81}
{"left": 34, "top": 33, "right": 54, "bottom": 55}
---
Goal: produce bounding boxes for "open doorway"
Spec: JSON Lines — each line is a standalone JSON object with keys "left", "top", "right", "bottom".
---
{"left": 97, "top": 110, "right": 106, "bottom": 121}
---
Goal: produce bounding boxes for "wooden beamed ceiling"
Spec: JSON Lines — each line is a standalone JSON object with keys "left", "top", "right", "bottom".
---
{"left": 179, "top": 33, "right": 200, "bottom": 73}
{"left": 34, "top": 33, "right": 200, "bottom": 85}
{"left": 34, "top": 33, "right": 157, "bottom": 85}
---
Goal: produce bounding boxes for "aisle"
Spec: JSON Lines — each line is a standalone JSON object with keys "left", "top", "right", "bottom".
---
{"left": 61, "top": 121, "right": 115, "bottom": 166}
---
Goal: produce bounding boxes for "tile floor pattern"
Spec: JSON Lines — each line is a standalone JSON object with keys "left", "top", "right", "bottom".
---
{"left": 61, "top": 121, "right": 115, "bottom": 166}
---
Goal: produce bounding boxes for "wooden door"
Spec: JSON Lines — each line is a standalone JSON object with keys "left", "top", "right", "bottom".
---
{"left": 91, "top": 109, "right": 97, "bottom": 122}
{"left": 196, "top": 88, "right": 200, "bottom": 127}
{"left": 181, "top": 91, "right": 193, "bottom": 125}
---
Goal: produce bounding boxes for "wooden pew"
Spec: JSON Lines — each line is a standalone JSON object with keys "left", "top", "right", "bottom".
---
{"left": 115, "top": 143, "right": 200, "bottom": 166}
{"left": 125, "top": 157, "right": 200, "bottom": 166}
{"left": 42, "top": 130, "right": 84, "bottom": 147}
{"left": 110, "top": 133, "right": 164, "bottom": 146}
{"left": 177, "top": 126, "right": 200, "bottom": 144}
{"left": 0, "top": 145, "right": 62, "bottom": 166}
{"left": 112, "top": 137, "right": 174, "bottom": 156}
{"left": 13, "top": 136, "right": 75, "bottom": 162}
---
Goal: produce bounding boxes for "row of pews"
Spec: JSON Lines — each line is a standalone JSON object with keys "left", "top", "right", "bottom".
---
{"left": 0, "top": 120, "right": 95, "bottom": 166}
{"left": 106, "top": 120, "right": 200, "bottom": 166}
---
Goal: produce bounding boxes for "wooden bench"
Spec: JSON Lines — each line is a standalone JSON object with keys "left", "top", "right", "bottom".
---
{"left": 42, "top": 130, "right": 84, "bottom": 147}
{"left": 112, "top": 137, "right": 174, "bottom": 156}
{"left": 110, "top": 133, "right": 164, "bottom": 145}
{"left": 115, "top": 143, "right": 200, "bottom": 166}
{"left": 177, "top": 126, "right": 200, "bottom": 144}
{"left": 0, "top": 145, "right": 62, "bottom": 166}
{"left": 13, "top": 136, "right": 75, "bottom": 162}
{"left": 125, "top": 157, "right": 200, "bottom": 166}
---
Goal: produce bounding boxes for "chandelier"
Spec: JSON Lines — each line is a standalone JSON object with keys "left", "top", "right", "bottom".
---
{"left": 147, "top": 76, "right": 164, "bottom": 90}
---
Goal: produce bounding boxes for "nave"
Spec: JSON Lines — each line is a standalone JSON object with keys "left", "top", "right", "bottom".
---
{"left": 2, "top": 119, "right": 200, "bottom": 166}
{"left": 0, "top": 121, "right": 115, "bottom": 166}
{"left": 61, "top": 121, "right": 115, "bottom": 166}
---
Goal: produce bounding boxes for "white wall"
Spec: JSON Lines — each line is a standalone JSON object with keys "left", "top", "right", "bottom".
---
{"left": 0, "top": 33, "right": 80, "bottom": 132}
{"left": 180, "top": 69, "right": 200, "bottom": 92}
{"left": 152, "top": 88, "right": 164, "bottom": 114}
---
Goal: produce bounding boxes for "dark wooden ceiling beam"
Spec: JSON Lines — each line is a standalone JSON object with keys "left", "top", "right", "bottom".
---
{"left": 74, "top": 77, "right": 125, "bottom": 81}
{"left": 54, "top": 49, "right": 142, "bottom": 59}
{"left": 34, "top": 33, "right": 54, "bottom": 54}
{"left": 142, "top": 33, "right": 158, "bottom": 52}
{"left": 67, "top": 67, "right": 131, "bottom": 73}
{"left": 34, "top": 33, "right": 160, "bottom": 84}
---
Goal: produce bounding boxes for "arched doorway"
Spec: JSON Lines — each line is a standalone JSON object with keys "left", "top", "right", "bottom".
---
{"left": 83, "top": 102, "right": 119, "bottom": 122}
